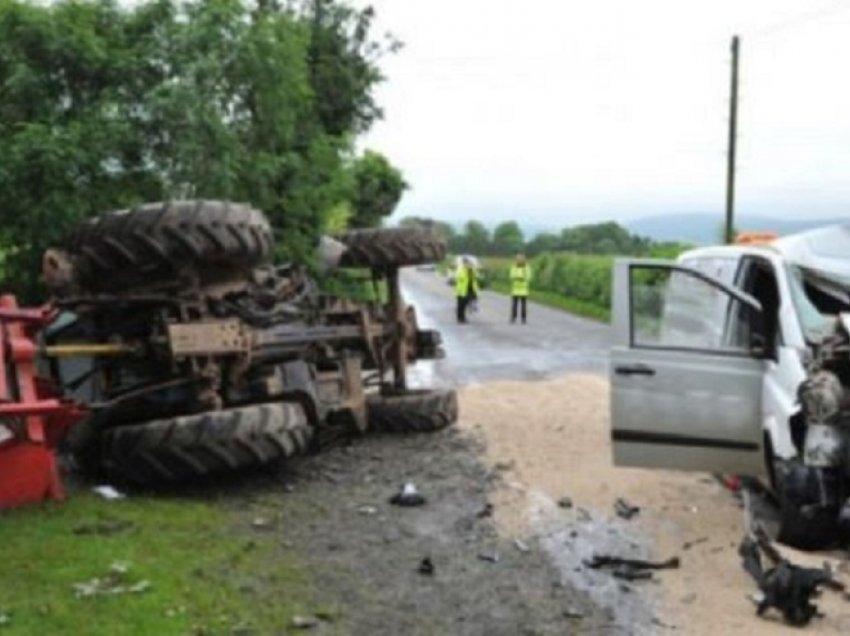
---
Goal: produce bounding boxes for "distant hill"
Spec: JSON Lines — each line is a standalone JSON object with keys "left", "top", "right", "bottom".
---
{"left": 626, "top": 213, "right": 848, "bottom": 245}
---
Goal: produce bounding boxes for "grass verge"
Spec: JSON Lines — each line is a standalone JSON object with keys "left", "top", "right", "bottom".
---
{"left": 0, "top": 491, "right": 317, "bottom": 635}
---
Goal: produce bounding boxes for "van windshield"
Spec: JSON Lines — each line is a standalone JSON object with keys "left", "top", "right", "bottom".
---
{"left": 786, "top": 264, "right": 850, "bottom": 341}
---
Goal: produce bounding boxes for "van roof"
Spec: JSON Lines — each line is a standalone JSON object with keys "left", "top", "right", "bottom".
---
{"left": 680, "top": 223, "right": 850, "bottom": 279}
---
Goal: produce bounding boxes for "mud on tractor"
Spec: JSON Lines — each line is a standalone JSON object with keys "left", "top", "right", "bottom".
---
{"left": 38, "top": 200, "right": 455, "bottom": 485}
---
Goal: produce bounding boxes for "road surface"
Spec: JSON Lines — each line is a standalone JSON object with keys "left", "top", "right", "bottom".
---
{"left": 403, "top": 267, "right": 850, "bottom": 635}
{"left": 402, "top": 268, "right": 611, "bottom": 386}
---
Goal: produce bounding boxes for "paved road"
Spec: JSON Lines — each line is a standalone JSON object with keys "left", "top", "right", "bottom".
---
{"left": 402, "top": 268, "right": 612, "bottom": 386}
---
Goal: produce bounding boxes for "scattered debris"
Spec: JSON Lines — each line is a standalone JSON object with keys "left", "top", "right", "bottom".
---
{"left": 73, "top": 562, "right": 150, "bottom": 598}
{"left": 72, "top": 519, "right": 134, "bottom": 536}
{"left": 614, "top": 497, "right": 640, "bottom": 520}
{"left": 0, "top": 611, "right": 9, "bottom": 627}
{"left": 575, "top": 507, "right": 592, "bottom": 522}
{"left": 562, "top": 607, "right": 584, "bottom": 619}
{"left": 494, "top": 461, "right": 515, "bottom": 472}
{"left": 289, "top": 615, "right": 320, "bottom": 629}
{"left": 513, "top": 538, "right": 530, "bottom": 553}
{"left": 389, "top": 482, "right": 426, "bottom": 507}
{"left": 251, "top": 516, "right": 272, "bottom": 530}
{"left": 478, "top": 551, "right": 500, "bottom": 563}
{"left": 476, "top": 502, "right": 494, "bottom": 518}
{"left": 584, "top": 555, "right": 680, "bottom": 581}
{"left": 418, "top": 557, "right": 435, "bottom": 576}
{"left": 92, "top": 485, "right": 125, "bottom": 500}
{"left": 682, "top": 537, "right": 708, "bottom": 551}
{"left": 680, "top": 593, "right": 697, "bottom": 605}
{"left": 557, "top": 496, "right": 573, "bottom": 509}
{"left": 357, "top": 505, "right": 378, "bottom": 516}
{"left": 739, "top": 528, "right": 845, "bottom": 626}
{"left": 651, "top": 616, "right": 678, "bottom": 630}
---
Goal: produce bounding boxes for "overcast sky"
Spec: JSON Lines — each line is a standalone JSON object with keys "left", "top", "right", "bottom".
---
{"left": 354, "top": 0, "right": 850, "bottom": 229}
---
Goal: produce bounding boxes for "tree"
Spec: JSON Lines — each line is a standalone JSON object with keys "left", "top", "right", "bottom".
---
{"left": 492, "top": 221, "right": 524, "bottom": 255}
{"left": 461, "top": 220, "right": 490, "bottom": 254}
{"left": 526, "top": 232, "right": 560, "bottom": 255}
{"left": 348, "top": 150, "right": 407, "bottom": 227}
{"left": 0, "top": 0, "right": 397, "bottom": 298}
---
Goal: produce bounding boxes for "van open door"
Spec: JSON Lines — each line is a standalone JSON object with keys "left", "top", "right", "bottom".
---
{"left": 610, "top": 259, "right": 767, "bottom": 476}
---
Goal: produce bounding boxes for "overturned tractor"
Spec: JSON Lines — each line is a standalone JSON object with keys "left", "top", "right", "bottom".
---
{"left": 43, "top": 200, "right": 455, "bottom": 484}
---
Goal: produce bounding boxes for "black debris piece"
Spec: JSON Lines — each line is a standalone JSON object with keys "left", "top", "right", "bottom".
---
{"left": 557, "top": 497, "right": 573, "bottom": 509}
{"left": 738, "top": 528, "right": 845, "bottom": 627}
{"left": 478, "top": 551, "right": 500, "bottom": 563}
{"left": 682, "top": 537, "right": 709, "bottom": 551}
{"left": 389, "top": 482, "right": 427, "bottom": 507}
{"left": 613, "top": 568, "right": 653, "bottom": 582}
{"left": 476, "top": 502, "right": 494, "bottom": 518}
{"left": 614, "top": 497, "right": 640, "bottom": 520}
{"left": 418, "top": 557, "right": 435, "bottom": 576}
{"left": 584, "top": 554, "right": 680, "bottom": 582}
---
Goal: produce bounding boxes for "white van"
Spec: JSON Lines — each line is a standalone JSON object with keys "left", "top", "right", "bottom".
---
{"left": 610, "top": 225, "right": 850, "bottom": 549}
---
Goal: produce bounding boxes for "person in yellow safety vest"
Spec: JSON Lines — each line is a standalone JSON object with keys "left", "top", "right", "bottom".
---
{"left": 455, "top": 257, "right": 480, "bottom": 324}
{"left": 509, "top": 253, "right": 531, "bottom": 324}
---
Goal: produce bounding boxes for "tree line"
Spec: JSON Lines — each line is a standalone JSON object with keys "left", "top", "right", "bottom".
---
{"left": 0, "top": 0, "right": 405, "bottom": 297}
{"left": 400, "top": 217, "right": 687, "bottom": 257}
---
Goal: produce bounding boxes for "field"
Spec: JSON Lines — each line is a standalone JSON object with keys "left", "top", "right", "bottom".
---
{"left": 481, "top": 254, "right": 613, "bottom": 321}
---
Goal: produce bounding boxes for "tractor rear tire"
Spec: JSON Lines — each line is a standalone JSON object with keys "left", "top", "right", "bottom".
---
{"left": 338, "top": 228, "right": 446, "bottom": 269}
{"left": 68, "top": 200, "right": 274, "bottom": 292}
{"left": 367, "top": 388, "right": 458, "bottom": 433}
{"left": 101, "top": 403, "right": 312, "bottom": 484}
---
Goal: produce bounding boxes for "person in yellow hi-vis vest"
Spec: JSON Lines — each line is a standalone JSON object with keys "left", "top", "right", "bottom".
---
{"left": 509, "top": 253, "right": 531, "bottom": 324}
{"left": 455, "top": 257, "right": 480, "bottom": 323}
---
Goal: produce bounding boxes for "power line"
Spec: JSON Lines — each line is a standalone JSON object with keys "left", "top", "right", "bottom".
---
{"left": 747, "top": 0, "right": 850, "bottom": 39}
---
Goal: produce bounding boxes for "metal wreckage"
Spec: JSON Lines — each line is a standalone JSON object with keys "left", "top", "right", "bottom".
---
{"left": 0, "top": 200, "right": 456, "bottom": 502}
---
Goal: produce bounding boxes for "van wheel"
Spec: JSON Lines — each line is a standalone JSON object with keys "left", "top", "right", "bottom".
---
{"left": 775, "top": 462, "right": 840, "bottom": 550}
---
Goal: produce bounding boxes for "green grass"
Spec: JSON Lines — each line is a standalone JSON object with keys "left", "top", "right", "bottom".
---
{"left": 486, "top": 279, "right": 610, "bottom": 322}
{"left": 0, "top": 493, "right": 316, "bottom": 635}
{"left": 481, "top": 256, "right": 610, "bottom": 322}
{"left": 320, "top": 269, "right": 387, "bottom": 303}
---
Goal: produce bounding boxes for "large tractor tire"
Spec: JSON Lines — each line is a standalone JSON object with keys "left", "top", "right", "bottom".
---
{"left": 68, "top": 200, "right": 274, "bottom": 292}
{"left": 338, "top": 227, "right": 446, "bottom": 269}
{"left": 367, "top": 388, "right": 458, "bottom": 433}
{"left": 101, "top": 403, "right": 312, "bottom": 484}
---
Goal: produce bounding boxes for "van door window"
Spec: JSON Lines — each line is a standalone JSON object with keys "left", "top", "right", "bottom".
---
{"left": 731, "top": 257, "right": 780, "bottom": 349}
{"left": 630, "top": 265, "right": 757, "bottom": 354}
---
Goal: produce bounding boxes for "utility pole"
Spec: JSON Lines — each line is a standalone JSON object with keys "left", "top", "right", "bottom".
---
{"left": 724, "top": 35, "right": 740, "bottom": 244}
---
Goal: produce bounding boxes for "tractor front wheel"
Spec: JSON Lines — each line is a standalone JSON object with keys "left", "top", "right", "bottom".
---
{"left": 366, "top": 389, "right": 458, "bottom": 433}
{"left": 337, "top": 227, "right": 446, "bottom": 269}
